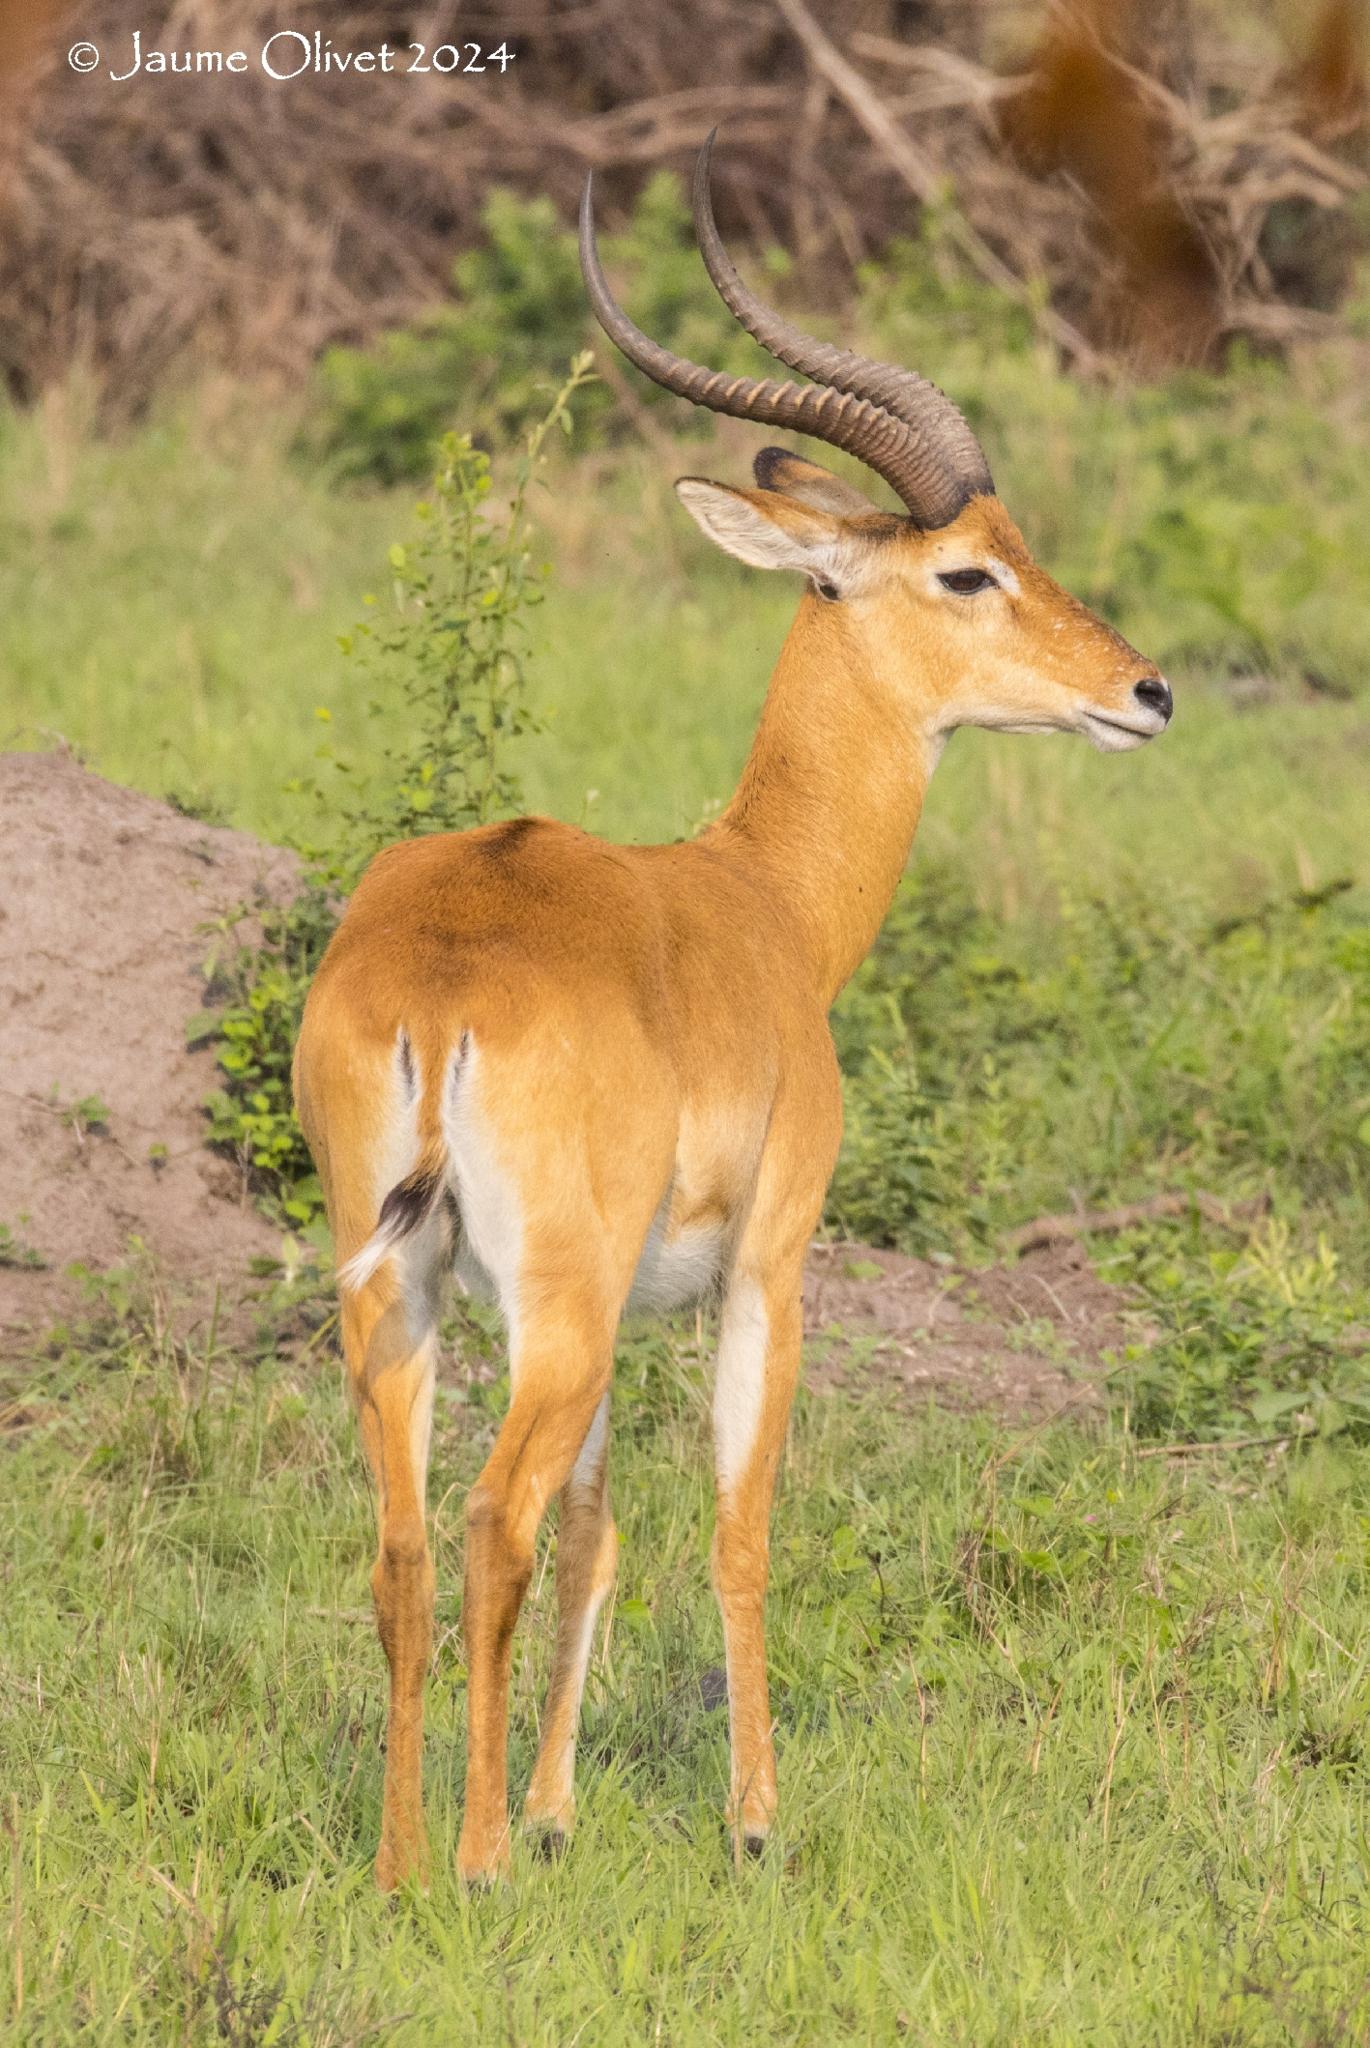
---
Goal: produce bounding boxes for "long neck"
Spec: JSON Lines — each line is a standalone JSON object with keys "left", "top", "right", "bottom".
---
{"left": 710, "top": 593, "right": 937, "bottom": 1007}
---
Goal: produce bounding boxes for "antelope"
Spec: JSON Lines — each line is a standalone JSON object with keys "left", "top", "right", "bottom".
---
{"left": 292, "top": 135, "right": 1173, "bottom": 1890}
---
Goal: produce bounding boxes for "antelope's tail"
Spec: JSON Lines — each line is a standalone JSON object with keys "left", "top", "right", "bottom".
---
{"left": 335, "top": 1027, "right": 467, "bottom": 1293}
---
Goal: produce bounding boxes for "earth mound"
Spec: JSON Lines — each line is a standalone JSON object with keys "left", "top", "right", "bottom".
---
{"left": 0, "top": 750, "right": 295, "bottom": 1345}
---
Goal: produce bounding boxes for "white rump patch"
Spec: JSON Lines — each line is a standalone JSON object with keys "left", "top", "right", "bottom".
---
{"left": 336, "top": 1032, "right": 425, "bottom": 1294}
{"left": 713, "top": 1276, "right": 769, "bottom": 1495}
{"left": 442, "top": 1040, "right": 526, "bottom": 1359}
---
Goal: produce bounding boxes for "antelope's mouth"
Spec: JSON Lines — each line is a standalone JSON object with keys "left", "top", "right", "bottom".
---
{"left": 1081, "top": 710, "right": 1166, "bottom": 753}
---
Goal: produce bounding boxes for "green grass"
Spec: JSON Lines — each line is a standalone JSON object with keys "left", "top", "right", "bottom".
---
{"left": 830, "top": 861, "right": 1370, "bottom": 1285}
{"left": 0, "top": 388, "right": 403, "bottom": 828}
{"left": 5, "top": 1296, "right": 1370, "bottom": 2046}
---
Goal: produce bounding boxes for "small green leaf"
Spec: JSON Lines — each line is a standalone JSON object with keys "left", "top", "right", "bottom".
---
{"left": 1247, "top": 1388, "right": 1311, "bottom": 1425}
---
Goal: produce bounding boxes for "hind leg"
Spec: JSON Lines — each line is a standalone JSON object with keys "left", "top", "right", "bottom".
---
{"left": 458, "top": 1295, "right": 615, "bottom": 1883}
{"left": 295, "top": 1008, "right": 445, "bottom": 1886}
{"left": 441, "top": 1031, "right": 672, "bottom": 1880}
{"left": 341, "top": 1265, "right": 440, "bottom": 1891}
{"left": 523, "top": 1393, "right": 617, "bottom": 1844}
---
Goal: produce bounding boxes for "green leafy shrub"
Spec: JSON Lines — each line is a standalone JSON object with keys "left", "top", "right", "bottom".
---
{"left": 313, "top": 175, "right": 772, "bottom": 482}
{"left": 828, "top": 865, "right": 1370, "bottom": 1267}
{"left": 201, "top": 358, "right": 595, "bottom": 1220}
{"left": 198, "top": 881, "right": 336, "bottom": 1224}
{"left": 315, "top": 193, "right": 604, "bottom": 484}
{"left": 828, "top": 861, "right": 1370, "bottom": 1441}
{"left": 1119, "top": 1219, "right": 1370, "bottom": 1443}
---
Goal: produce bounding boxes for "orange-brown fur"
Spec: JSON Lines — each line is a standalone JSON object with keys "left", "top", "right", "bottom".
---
{"left": 293, "top": 467, "right": 1169, "bottom": 1886}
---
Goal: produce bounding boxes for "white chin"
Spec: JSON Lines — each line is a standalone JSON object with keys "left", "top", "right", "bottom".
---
{"left": 1083, "top": 715, "right": 1151, "bottom": 753}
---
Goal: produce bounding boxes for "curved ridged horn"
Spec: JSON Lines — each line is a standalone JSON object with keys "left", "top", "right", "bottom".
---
{"left": 580, "top": 174, "right": 942, "bottom": 521}
{"left": 691, "top": 130, "right": 994, "bottom": 517}
{"left": 579, "top": 156, "right": 992, "bottom": 529}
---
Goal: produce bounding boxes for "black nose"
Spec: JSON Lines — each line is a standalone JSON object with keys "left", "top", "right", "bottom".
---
{"left": 1132, "top": 676, "right": 1173, "bottom": 723}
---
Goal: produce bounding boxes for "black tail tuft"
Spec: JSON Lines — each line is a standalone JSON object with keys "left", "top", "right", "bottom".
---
{"left": 376, "top": 1166, "right": 443, "bottom": 1239}
{"left": 337, "top": 1158, "right": 446, "bottom": 1292}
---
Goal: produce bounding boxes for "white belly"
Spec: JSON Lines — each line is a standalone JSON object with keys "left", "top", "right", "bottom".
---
{"left": 626, "top": 1219, "right": 725, "bottom": 1314}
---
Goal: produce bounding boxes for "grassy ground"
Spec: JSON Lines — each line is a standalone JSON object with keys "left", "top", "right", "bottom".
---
{"left": 5, "top": 1295, "right": 1370, "bottom": 2047}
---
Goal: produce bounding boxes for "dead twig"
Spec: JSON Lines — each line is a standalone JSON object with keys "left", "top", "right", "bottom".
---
{"left": 1135, "top": 1434, "right": 1298, "bottom": 1458}
{"left": 1005, "top": 1190, "right": 1271, "bottom": 1257}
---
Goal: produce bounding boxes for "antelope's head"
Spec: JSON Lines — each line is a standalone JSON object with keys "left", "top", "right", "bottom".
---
{"left": 580, "top": 136, "right": 1172, "bottom": 754}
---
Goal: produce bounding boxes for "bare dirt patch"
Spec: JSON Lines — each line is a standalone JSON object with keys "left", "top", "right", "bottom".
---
{"left": 803, "top": 1240, "right": 1139, "bottom": 1420}
{"left": 0, "top": 750, "right": 294, "bottom": 1345}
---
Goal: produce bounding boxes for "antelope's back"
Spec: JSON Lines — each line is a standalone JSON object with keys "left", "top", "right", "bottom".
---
{"left": 305, "top": 817, "right": 670, "bottom": 1049}
{"left": 299, "top": 815, "right": 824, "bottom": 1145}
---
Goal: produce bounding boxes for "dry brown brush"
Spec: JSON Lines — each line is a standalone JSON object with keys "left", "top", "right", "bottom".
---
{"left": 0, "top": 0, "right": 1365, "bottom": 412}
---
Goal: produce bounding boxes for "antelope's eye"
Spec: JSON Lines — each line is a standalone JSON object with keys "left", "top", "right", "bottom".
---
{"left": 937, "top": 567, "right": 998, "bottom": 596}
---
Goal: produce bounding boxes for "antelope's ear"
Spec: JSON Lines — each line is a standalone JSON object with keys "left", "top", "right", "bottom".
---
{"left": 753, "top": 447, "right": 879, "bottom": 518}
{"left": 674, "top": 477, "right": 848, "bottom": 578}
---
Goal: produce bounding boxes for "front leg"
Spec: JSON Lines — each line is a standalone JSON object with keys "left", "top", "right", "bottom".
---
{"left": 711, "top": 1256, "right": 805, "bottom": 1853}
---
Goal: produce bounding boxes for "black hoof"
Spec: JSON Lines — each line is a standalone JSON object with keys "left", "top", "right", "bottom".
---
{"left": 724, "top": 1819, "right": 770, "bottom": 1863}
